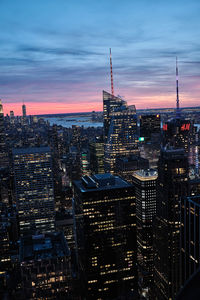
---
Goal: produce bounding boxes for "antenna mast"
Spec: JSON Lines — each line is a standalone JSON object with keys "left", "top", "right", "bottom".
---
{"left": 110, "top": 48, "right": 114, "bottom": 96}
{"left": 176, "top": 57, "right": 180, "bottom": 116}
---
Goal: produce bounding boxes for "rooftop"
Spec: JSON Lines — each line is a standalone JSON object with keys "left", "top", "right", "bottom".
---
{"left": 12, "top": 146, "right": 50, "bottom": 155}
{"left": 133, "top": 169, "right": 158, "bottom": 181}
{"left": 74, "top": 173, "right": 131, "bottom": 192}
{"left": 20, "top": 232, "right": 70, "bottom": 262}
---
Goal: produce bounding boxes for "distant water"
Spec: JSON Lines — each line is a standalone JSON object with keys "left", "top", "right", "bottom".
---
{"left": 43, "top": 116, "right": 103, "bottom": 128}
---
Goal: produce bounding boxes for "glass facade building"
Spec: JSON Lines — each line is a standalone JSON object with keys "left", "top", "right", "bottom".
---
{"left": 103, "top": 91, "right": 138, "bottom": 173}
{"left": 13, "top": 146, "right": 55, "bottom": 236}
{"left": 132, "top": 169, "right": 157, "bottom": 298}
{"left": 153, "top": 148, "right": 189, "bottom": 299}
{"left": 73, "top": 173, "right": 137, "bottom": 299}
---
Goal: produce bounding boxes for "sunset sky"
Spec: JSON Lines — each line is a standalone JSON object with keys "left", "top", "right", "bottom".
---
{"left": 0, "top": 0, "right": 200, "bottom": 115}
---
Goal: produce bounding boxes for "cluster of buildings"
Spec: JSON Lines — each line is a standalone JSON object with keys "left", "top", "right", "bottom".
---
{"left": 0, "top": 63, "right": 200, "bottom": 299}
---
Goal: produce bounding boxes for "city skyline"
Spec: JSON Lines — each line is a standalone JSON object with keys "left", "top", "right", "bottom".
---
{"left": 0, "top": 0, "right": 200, "bottom": 115}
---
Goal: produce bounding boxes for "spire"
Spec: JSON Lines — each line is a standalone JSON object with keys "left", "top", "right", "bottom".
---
{"left": 176, "top": 57, "right": 180, "bottom": 116}
{"left": 110, "top": 48, "right": 114, "bottom": 96}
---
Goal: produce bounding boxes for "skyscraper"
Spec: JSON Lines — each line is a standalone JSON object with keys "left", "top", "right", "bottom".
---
{"left": 74, "top": 174, "right": 137, "bottom": 299}
{"left": 180, "top": 195, "right": 200, "bottom": 287}
{"left": 162, "top": 58, "right": 193, "bottom": 157}
{"left": 103, "top": 90, "right": 126, "bottom": 143}
{"left": 13, "top": 146, "right": 55, "bottom": 236}
{"left": 140, "top": 114, "right": 161, "bottom": 141}
{"left": 132, "top": 169, "right": 157, "bottom": 298}
{"left": 153, "top": 148, "right": 189, "bottom": 299}
{"left": 0, "top": 100, "right": 8, "bottom": 168}
{"left": 89, "top": 137, "right": 104, "bottom": 174}
{"left": 103, "top": 91, "right": 138, "bottom": 173}
{"left": 20, "top": 232, "right": 72, "bottom": 299}
{"left": 22, "top": 104, "right": 26, "bottom": 118}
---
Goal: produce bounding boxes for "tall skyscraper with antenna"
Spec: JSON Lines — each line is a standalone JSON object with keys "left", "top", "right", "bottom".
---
{"left": 103, "top": 50, "right": 138, "bottom": 173}
{"left": 162, "top": 58, "right": 192, "bottom": 155}
{"left": 176, "top": 57, "right": 180, "bottom": 117}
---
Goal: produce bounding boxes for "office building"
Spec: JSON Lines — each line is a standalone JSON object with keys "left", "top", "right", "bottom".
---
{"left": 22, "top": 104, "right": 26, "bottom": 118}
{"left": 103, "top": 91, "right": 138, "bottom": 173}
{"left": 116, "top": 155, "right": 149, "bottom": 182}
{"left": 74, "top": 174, "right": 137, "bottom": 299}
{"left": 103, "top": 90, "right": 126, "bottom": 143}
{"left": 10, "top": 111, "right": 15, "bottom": 125}
{"left": 81, "top": 151, "right": 90, "bottom": 176}
{"left": 13, "top": 147, "right": 55, "bottom": 236}
{"left": 180, "top": 195, "right": 200, "bottom": 287}
{"left": 19, "top": 232, "right": 72, "bottom": 299}
{"left": 140, "top": 114, "right": 161, "bottom": 141}
{"left": 132, "top": 169, "right": 157, "bottom": 298}
{"left": 153, "top": 148, "right": 189, "bottom": 299}
{"left": 162, "top": 118, "right": 192, "bottom": 155}
{"left": 0, "top": 100, "right": 8, "bottom": 168}
{"left": 89, "top": 137, "right": 104, "bottom": 174}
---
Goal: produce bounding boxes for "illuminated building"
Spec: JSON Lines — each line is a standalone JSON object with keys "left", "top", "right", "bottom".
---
{"left": 13, "top": 147, "right": 55, "bottom": 236}
{"left": 0, "top": 209, "right": 11, "bottom": 293}
{"left": 116, "top": 155, "right": 149, "bottom": 182}
{"left": 0, "top": 167, "right": 10, "bottom": 204}
{"left": 0, "top": 100, "right": 8, "bottom": 168}
{"left": 162, "top": 118, "right": 192, "bottom": 155}
{"left": 20, "top": 232, "right": 72, "bottom": 299}
{"left": 103, "top": 91, "right": 138, "bottom": 173}
{"left": 103, "top": 90, "right": 126, "bottom": 143}
{"left": 72, "top": 125, "right": 81, "bottom": 150}
{"left": 81, "top": 151, "right": 90, "bottom": 176}
{"left": 139, "top": 114, "right": 161, "bottom": 169}
{"left": 153, "top": 148, "right": 189, "bottom": 300}
{"left": 89, "top": 137, "right": 104, "bottom": 174}
{"left": 55, "top": 209, "right": 75, "bottom": 251}
{"left": 180, "top": 195, "right": 200, "bottom": 288}
{"left": 162, "top": 59, "right": 193, "bottom": 158}
{"left": 74, "top": 174, "right": 137, "bottom": 299}
{"left": 140, "top": 114, "right": 161, "bottom": 141}
{"left": 132, "top": 169, "right": 157, "bottom": 298}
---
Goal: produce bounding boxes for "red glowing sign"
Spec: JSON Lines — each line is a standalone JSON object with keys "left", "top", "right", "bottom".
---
{"left": 181, "top": 123, "right": 190, "bottom": 131}
{"left": 163, "top": 124, "right": 168, "bottom": 131}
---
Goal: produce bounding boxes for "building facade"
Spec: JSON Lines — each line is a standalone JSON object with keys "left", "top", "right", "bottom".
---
{"left": 153, "top": 148, "right": 189, "bottom": 299}
{"left": 13, "top": 147, "right": 55, "bottom": 236}
{"left": 74, "top": 174, "right": 137, "bottom": 299}
{"left": 20, "top": 232, "right": 72, "bottom": 299}
{"left": 132, "top": 169, "right": 157, "bottom": 298}
{"left": 180, "top": 195, "right": 200, "bottom": 288}
{"left": 103, "top": 91, "right": 138, "bottom": 173}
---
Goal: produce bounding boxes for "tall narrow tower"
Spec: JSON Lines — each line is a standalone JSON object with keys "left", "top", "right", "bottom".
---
{"left": 176, "top": 57, "right": 180, "bottom": 117}
{"left": 22, "top": 103, "right": 26, "bottom": 118}
{"left": 110, "top": 48, "right": 114, "bottom": 96}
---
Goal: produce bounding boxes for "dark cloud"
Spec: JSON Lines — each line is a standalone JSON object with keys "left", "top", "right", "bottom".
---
{"left": 18, "top": 45, "right": 103, "bottom": 57}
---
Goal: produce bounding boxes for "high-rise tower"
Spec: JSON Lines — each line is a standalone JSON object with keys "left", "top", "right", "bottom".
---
{"left": 13, "top": 146, "right": 55, "bottom": 236}
{"left": 0, "top": 100, "right": 8, "bottom": 167}
{"left": 162, "top": 59, "right": 192, "bottom": 156}
{"left": 153, "top": 148, "right": 189, "bottom": 299}
{"left": 74, "top": 174, "right": 137, "bottom": 299}
{"left": 132, "top": 169, "right": 157, "bottom": 298}
{"left": 22, "top": 103, "right": 26, "bottom": 118}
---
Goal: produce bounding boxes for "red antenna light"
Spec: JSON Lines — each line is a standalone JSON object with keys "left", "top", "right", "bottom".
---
{"left": 110, "top": 48, "right": 114, "bottom": 96}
